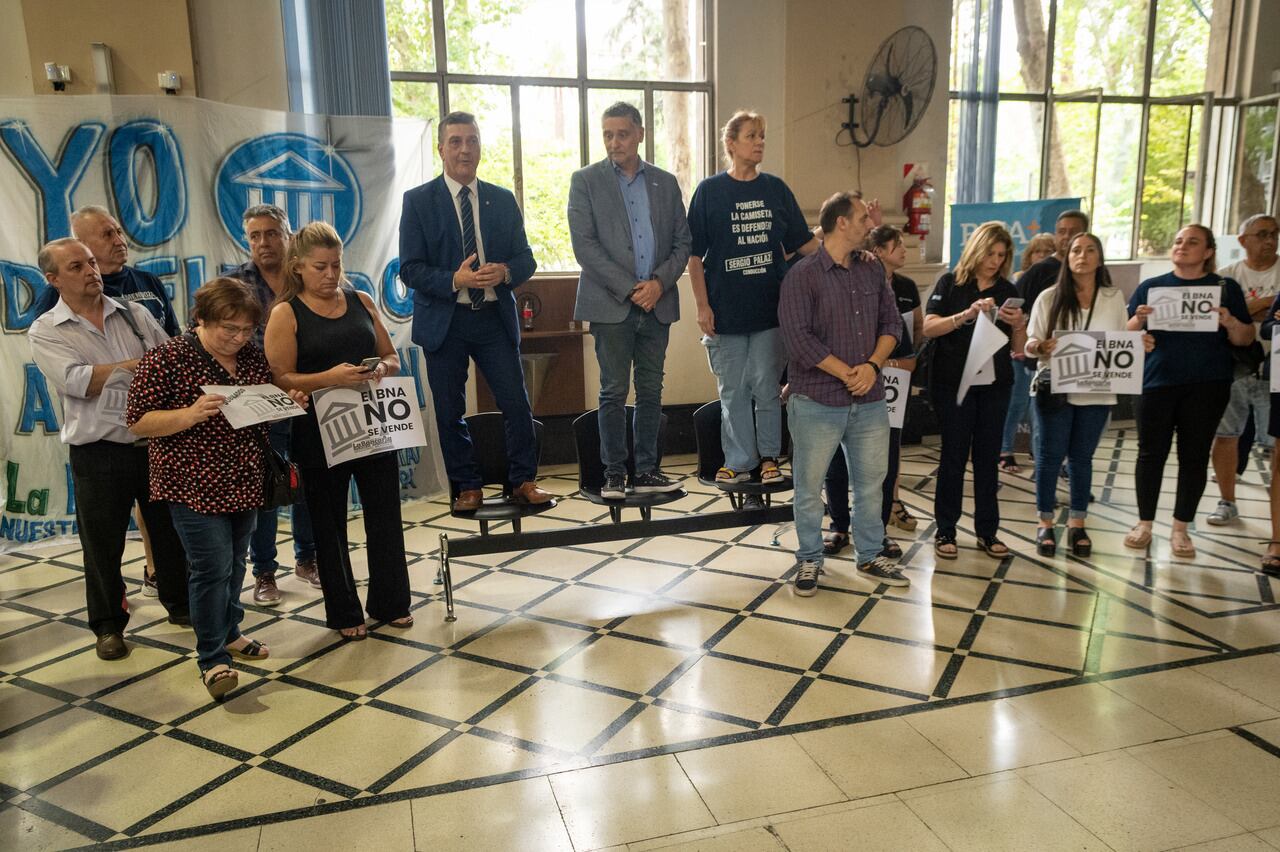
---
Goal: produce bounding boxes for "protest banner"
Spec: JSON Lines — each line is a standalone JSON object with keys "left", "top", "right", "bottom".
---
{"left": 1049, "top": 331, "right": 1145, "bottom": 395}
{"left": 1146, "top": 286, "right": 1220, "bottom": 332}
{"left": 201, "top": 384, "right": 305, "bottom": 430}
{"left": 311, "top": 377, "right": 427, "bottom": 467}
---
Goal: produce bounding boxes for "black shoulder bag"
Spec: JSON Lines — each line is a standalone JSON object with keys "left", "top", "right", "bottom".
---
{"left": 183, "top": 332, "right": 302, "bottom": 510}
{"left": 1222, "top": 276, "right": 1265, "bottom": 378}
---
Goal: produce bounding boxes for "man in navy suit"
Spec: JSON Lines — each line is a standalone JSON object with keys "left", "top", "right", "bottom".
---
{"left": 399, "top": 111, "right": 554, "bottom": 511}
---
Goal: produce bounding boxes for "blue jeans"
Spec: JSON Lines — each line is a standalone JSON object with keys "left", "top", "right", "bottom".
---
{"left": 703, "top": 328, "right": 786, "bottom": 472}
{"left": 250, "top": 420, "right": 316, "bottom": 577}
{"left": 1034, "top": 402, "right": 1111, "bottom": 518}
{"left": 789, "top": 394, "right": 889, "bottom": 565}
{"left": 1001, "top": 358, "right": 1037, "bottom": 454}
{"left": 592, "top": 304, "right": 670, "bottom": 477}
{"left": 169, "top": 504, "right": 256, "bottom": 673}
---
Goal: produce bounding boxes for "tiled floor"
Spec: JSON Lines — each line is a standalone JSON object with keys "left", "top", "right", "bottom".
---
{"left": 3, "top": 425, "right": 1280, "bottom": 850}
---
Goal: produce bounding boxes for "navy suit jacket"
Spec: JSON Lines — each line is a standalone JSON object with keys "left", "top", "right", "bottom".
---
{"left": 398, "top": 175, "right": 537, "bottom": 353}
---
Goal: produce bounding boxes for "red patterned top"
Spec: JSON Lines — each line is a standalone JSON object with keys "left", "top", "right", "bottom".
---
{"left": 126, "top": 334, "right": 271, "bottom": 514}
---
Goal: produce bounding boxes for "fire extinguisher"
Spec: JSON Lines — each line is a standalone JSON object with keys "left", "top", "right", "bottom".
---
{"left": 902, "top": 178, "right": 934, "bottom": 237}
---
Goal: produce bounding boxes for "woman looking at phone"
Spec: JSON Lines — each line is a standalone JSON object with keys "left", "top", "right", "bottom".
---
{"left": 265, "top": 222, "right": 412, "bottom": 640}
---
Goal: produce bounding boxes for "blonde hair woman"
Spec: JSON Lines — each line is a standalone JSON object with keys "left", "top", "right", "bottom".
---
{"left": 922, "top": 222, "right": 1027, "bottom": 559}
{"left": 686, "top": 110, "right": 819, "bottom": 494}
{"left": 1016, "top": 233, "right": 1056, "bottom": 280}
{"left": 264, "top": 222, "right": 412, "bottom": 640}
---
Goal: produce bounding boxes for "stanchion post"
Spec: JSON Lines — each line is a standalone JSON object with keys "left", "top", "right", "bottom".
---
{"left": 439, "top": 533, "right": 456, "bottom": 622}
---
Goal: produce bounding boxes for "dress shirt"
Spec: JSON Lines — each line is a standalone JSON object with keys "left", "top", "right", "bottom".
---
{"left": 442, "top": 172, "right": 495, "bottom": 304}
{"left": 228, "top": 260, "right": 277, "bottom": 345}
{"left": 29, "top": 296, "right": 170, "bottom": 445}
{"left": 778, "top": 245, "right": 902, "bottom": 407}
{"left": 613, "top": 162, "right": 655, "bottom": 281}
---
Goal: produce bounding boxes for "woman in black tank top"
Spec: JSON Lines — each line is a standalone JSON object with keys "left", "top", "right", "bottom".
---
{"left": 264, "top": 223, "right": 412, "bottom": 640}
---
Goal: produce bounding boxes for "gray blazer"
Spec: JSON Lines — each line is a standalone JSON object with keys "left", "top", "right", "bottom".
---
{"left": 567, "top": 159, "right": 692, "bottom": 325}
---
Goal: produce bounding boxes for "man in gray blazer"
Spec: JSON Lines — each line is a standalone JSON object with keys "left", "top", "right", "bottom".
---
{"left": 568, "top": 102, "right": 692, "bottom": 499}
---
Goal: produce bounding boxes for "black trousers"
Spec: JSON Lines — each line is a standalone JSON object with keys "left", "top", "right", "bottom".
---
{"left": 1135, "top": 381, "right": 1232, "bottom": 522}
{"left": 68, "top": 441, "right": 188, "bottom": 636}
{"left": 301, "top": 451, "right": 410, "bottom": 629}
{"left": 931, "top": 382, "right": 1013, "bottom": 540}
{"left": 826, "top": 428, "right": 902, "bottom": 534}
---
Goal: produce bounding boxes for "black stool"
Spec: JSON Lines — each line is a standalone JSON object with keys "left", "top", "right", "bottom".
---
{"left": 573, "top": 406, "right": 685, "bottom": 522}
{"left": 449, "top": 412, "right": 556, "bottom": 535}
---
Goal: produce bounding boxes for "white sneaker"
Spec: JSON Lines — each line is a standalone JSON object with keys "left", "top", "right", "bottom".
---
{"left": 1206, "top": 500, "right": 1239, "bottom": 526}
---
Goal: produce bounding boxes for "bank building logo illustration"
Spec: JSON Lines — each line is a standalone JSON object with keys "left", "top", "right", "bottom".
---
{"left": 215, "top": 133, "right": 363, "bottom": 251}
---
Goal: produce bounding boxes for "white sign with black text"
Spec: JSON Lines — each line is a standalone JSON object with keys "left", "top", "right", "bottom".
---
{"left": 311, "top": 377, "right": 427, "bottom": 467}
{"left": 1049, "top": 331, "right": 1145, "bottom": 395}
{"left": 1146, "top": 286, "right": 1220, "bottom": 332}
{"left": 201, "top": 384, "right": 306, "bottom": 430}
{"left": 1272, "top": 347, "right": 1280, "bottom": 393}
{"left": 882, "top": 367, "right": 910, "bottom": 429}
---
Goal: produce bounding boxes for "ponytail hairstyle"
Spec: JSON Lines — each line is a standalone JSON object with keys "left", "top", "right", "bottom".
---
{"left": 1180, "top": 224, "right": 1217, "bottom": 274}
{"left": 720, "top": 110, "right": 765, "bottom": 168}
{"left": 278, "top": 221, "right": 346, "bottom": 308}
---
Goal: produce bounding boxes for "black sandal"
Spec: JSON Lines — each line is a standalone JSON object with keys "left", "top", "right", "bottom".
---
{"left": 1068, "top": 527, "right": 1092, "bottom": 558}
{"left": 338, "top": 625, "right": 368, "bottom": 641}
{"left": 201, "top": 665, "right": 238, "bottom": 700}
{"left": 226, "top": 638, "right": 269, "bottom": 661}
{"left": 823, "top": 531, "right": 850, "bottom": 555}
{"left": 1262, "top": 542, "right": 1280, "bottom": 577}
{"left": 881, "top": 537, "right": 903, "bottom": 559}
{"left": 977, "top": 536, "right": 1010, "bottom": 558}
{"left": 999, "top": 454, "right": 1020, "bottom": 474}
{"left": 934, "top": 533, "right": 958, "bottom": 560}
{"left": 1036, "top": 527, "right": 1056, "bottom": 557}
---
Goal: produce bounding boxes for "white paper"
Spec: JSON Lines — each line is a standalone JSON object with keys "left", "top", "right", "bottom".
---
{"left": 95, "top": 368, "right": 133, "bottom": 428}
{"left": 201, "top": 384, "right": 306, "bottom": 430}
{"left": 882, "top": 367, "right": 910, "bottom": 428}
{"left": 1146, "top": 285, "right": 1221, "bottom": 332}
{"left": 957, "top": 312, "right": 1008, "bottom": 404}
{"left": 310, "top": 376, "right": 427, "bottom": 468}
{"left": 1049, "top": 331, "right": 1145, "bottom": 395}
{"left": 1272, "top": 347, "right": 1280, "bottom": 393}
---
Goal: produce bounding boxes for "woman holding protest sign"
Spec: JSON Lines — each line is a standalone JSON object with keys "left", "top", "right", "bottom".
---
{"left": 264, "top": 222, "right": 411, "bottom": 640}
{"left": 127, "top": 277, "right": 308, "bottom": 699}
{"left": 922, "top": 222, "right": 1026, "bottom": 560}
{"left": 1125, "top": 225, "right": 1254, "bottom": 557}
{"left": 1025, "top": 233, "right": 1153, "bottom": 557}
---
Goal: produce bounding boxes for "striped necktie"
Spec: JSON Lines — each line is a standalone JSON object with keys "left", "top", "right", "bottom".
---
{"left": 458, "top": 186, "right": 485, "bottom": 308}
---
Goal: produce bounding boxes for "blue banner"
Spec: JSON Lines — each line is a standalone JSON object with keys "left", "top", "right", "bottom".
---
{"left": 949, "top": 198, "right": 1083, "bottom": 266}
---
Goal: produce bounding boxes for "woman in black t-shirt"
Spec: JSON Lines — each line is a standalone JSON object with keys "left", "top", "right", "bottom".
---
{"left": 922, "top": 222, "right": 1027, "bottom": 559}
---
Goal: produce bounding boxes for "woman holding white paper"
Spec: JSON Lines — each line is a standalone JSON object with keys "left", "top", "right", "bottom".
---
{"left": 264, "top": 222, "right": 410, "bottom": 641}
{"left": 922, "top": 222, "right": 1026, "bottom": 560}
{"left": 127, "top": 277, "right": 307, "bottom": 700}
{"left": 1125, "top": 225, "right": 1254, "bottom": 557}
{"left": 1025, "top": 234, "right": 1153, "bottom": 557}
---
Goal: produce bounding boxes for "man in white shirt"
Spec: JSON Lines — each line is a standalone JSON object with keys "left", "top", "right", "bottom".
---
{"left": 1208, "top": 214, "right": 1280, "bottom": 525}
{"left": 28, "top": 239, "right": 189, "bottom": 660}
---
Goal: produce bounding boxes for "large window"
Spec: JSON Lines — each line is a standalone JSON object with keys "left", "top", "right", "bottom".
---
{"left": 385, "top": 0, "right": 712, "bottom": 272}
{"left": 948, "top": 0, "right": 1223, "bottom": 259}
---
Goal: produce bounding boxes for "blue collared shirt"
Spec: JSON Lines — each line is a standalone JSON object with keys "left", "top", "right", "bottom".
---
{"left": 614, "top": 162, "right": 655, "bottom": 282}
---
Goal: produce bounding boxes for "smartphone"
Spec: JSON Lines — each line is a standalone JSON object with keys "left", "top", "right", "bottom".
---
{"left": 360, "top": 357, "right": 382, "bottom": 372}
{"left": 1001, "top": 298, "right": 1025, "bottom": 311}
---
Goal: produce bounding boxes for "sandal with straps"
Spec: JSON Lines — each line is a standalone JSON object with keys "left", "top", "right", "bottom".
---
{"left": 1170, "top": 530, "right": 1196, "bottom": 559}
{"left": 977, "top": 536, "right": 1010, "bottom": 559}
{"left": 934, "top": 533, "right": 958, "bottom": 560}
{"left": 715, "top": 467, "right": 751, "bottom": 484}
{"left": 822, "top": 531, "right": 850, "bottom": 555}
{"left": 226, "top": 638, "right": 270, "bottom": 661}
{"left": 339, "top": 625, "right": 368, "bottom": 642}
{"left": 890, "top": 500, "right": 918, "bottom": 532}
{"left": 1261, "top": 542, "right": 1280, "bottom": 577}
{"left": 387, "top": 616, "right": 414, "bottom": 629}
{"left": 760, "top": 458, "right": 783, "bottom": 483}
{"left": 1124, "top": 524, "right": 1153, "bottom": 550}
{"left": 998, "top": 454, "right": 1020, "bottom": 474}
{"left": 201, "top": 665, "right": 238, "bottom": 700}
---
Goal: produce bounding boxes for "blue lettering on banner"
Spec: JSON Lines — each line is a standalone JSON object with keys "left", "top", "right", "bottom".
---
{"left": 215, "top": 133, "right": 362, "bottom": 251}
{"left": 108, "top": 120, "right": 188, "bottom": 246}
{"left": 135, "top": 255, "right": 205, "bottom": 321}
{"left": 183, "top": 257, "right": 205, "bottom": 318}
{"left": 65, "top": 463, "right": 75, "bottom": 515}
{"left": 1, "top": 260, "right": 49, "bottom": 332}
{"left": 382, "top": 257, "right": 412, "bottom": 319}
{"left": 0, "top": 517, "right": 77, "bottom": 543}
{"left": 346, "top": 271, "right": 376, "bottom": 302}
{"left": 0, "top": 120, "right": 105, "bottom": 242}
{"left": 19, "top": 363, "right": 59, "bottom": 434}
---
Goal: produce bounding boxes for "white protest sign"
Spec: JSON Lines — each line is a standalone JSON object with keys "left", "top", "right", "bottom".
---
{"left": 1146, "top": 285, "right": 1220, "bottom": 332}
{"left": 1272, "top": 347, "right": 1280, "bottom": 393}
{"left": 94, "top": 368, "right": 133, "bottom": 428}
{"left": 882, "top": 367, "right": 910, "bottom": 428}
{"left": 311, "top": 376, "right": 427, "bottom": 467}
{"left": 201, "top": 384, "right": 305, "bottom": 430}
{"left": 1049, "top": 331, "right": 1145, "bottom": 395}
{"left": 958, "top": 312, "right": 1008, "bottom": 404}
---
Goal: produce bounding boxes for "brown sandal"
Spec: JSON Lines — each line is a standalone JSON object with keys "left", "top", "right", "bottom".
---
{"left": 1124, "top": 524, "right": 1153, "bottom": 549}
{"left": 760, "top": 459, "right": 782, "bottom": 483}
{"left": 1170, "top": 530, "right": 1196, "bottom": 559}
{"left": 201, "top": 665, "right": 238, "bottom": 700}
{"left": 387, "top": 616, "right": 414, "bottom": 629}
{"left": 1262, "top": 542, "right": 1280, "bottom": 576}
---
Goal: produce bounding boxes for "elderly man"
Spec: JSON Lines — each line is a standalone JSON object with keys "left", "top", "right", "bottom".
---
{"left": 568, "top": 102, "right": 691, "bottom": 498}
{"left": 1207, "top": 213, "right": 1280, "bottom": 525}
{"left": 227, "top": 204, "right": 319, "bottom": 604}
{"left": 779, "top": 192, "right": 904, "bottom": 597}
{"left": 28, "top": 239, "right": 189, "bottom": 660}
{"left": 399, "top": 111, "right": 553, "bottom": 511}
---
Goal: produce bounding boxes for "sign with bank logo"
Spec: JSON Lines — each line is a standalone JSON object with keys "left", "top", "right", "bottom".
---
{"left": 1049, "top": 331, "right": 1144, "bottom": 395}
{"left": 0, "top": 95, "right": 448, "bottom": 550}
{"left": 1145, "top": 286, "right": 1221, "bottom": 332}
{"left": 882, "top": 367, "right": 910, "bottom": 428}
{"left": 312, "top": 377, "right": 427, "bottom": 467}
{"left": 201, "top": 384, "right": 305, "bottom": 430}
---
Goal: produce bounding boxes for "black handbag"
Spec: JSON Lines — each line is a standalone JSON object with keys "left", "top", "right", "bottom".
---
{"left": 1218, "top": 277, "right": 1266, "bottom": 377}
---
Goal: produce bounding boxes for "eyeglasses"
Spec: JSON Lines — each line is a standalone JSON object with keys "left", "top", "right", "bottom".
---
{"left": 1244, "top": 229, "right": 1279, "bottom": 241}
{"left": 219, "top": 323, "right": 256, "bottom": 339}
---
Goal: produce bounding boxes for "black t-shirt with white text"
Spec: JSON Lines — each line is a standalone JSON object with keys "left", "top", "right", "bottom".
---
{"left": 925, "top": 272, "right": 1020, "bottom": 388}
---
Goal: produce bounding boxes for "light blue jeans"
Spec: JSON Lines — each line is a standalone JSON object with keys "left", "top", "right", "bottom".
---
{"left": 789, "top": 394, "right": 890, "bottom": 565}
{"left": 703, "top": 328, "right": 787, "bottom": 472}
{"left": 593, "top": 304, "right": 670, "bottom": 477}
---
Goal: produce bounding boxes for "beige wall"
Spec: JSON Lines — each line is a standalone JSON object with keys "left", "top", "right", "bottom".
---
{"left": 783, "top": 0, "right": 952, "bottom": 262}
{"left": 715, "top": 0, "right": 788, "bottom": 178}
{"left": 188, "top": 0, "right": 289, "bottom": 110}
{"left": 0, "top": 0, "right": 33, "bottom": 96}
{"left": 21, "top": 0, "right": 196, "bottom": 96}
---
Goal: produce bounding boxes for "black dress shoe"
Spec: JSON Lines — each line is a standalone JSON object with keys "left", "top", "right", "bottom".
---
{"left": 95, "top": 633, "right": 129, "bottom": 660}
{"left": 167, "top": 613, "right": 192, "bottom": 627}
